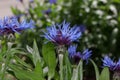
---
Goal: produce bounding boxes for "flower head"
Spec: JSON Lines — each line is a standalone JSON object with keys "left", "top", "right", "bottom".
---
{"left": 79, "top": 49, "right": 92, "bottom": 60}
{"left": 43, "top": 21, "right": 82, "bottom": 45}
{"left": 49, "top": 0, "right": 57, "bottom": 4}
{"left": 0, "top": 16, "right": 34, "bottom": 35}
{"left": 103, "top": 56, "right": 120, "bottom": 72}
{"left": 68, "top": 45, "right": 92, "bottom": 64}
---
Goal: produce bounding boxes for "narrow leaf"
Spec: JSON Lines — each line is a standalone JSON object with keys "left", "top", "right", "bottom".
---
{"left": 34, "top": 61, "right": 44, "bottom": 80}
{"left": 90, "top": 59, "right": 100, "bottom": 80}
{"left": 14, "top": 56, "right": 32, "bottom": 69}
{"left": 9, "top": 64, "right": 43, "bottom": 80}
{"left": 33, "top": 40, "right": 41, "bottom": 66}
{"left": 99, "top": 67, "right": 110, "bottom": 80}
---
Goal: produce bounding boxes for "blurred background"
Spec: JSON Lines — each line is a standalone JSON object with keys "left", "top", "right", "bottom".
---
{"left": 0, "top": 0, "right": 28, "bottom": 17}
{"left": 0, "top": 0, "right": 17, "bottom": 17}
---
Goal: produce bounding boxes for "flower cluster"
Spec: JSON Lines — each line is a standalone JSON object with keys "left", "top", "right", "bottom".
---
{"left": 43, "top": 21, "right": 82, "bottom": 45}
{"left": 68, "top": 45, "right": 92, "bottom": 64}
{"left": 103, "top": 56, "right": 120, "bottom": 72}
{"left": 0, "top": 16, "right": 34, "bottom": 35}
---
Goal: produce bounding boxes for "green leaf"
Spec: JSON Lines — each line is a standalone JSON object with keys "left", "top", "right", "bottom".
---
{"left": 33, "top": 40, "right": 41, "bottom": 66}
{"left": 14, "top": 56, "right": 32, "bottom": 69}
{"left": 9, "top": 64, "right": 43, "bottom": 80}
{"left": 42, "top": 42, "right": 56, "bottom": 79}
{"left": 99, "top": 67, "right": 110, "bottom": 80}
{"left": 34, "top": 61, "right": 43, "bottom": 79}
{"left": 9, "top": 48, "right": 28, "bottom": 56}
{"left": 26, "top": 40, "right": 42, "bottom": 66}
{"left": 10, "top": 6, "right": 23, "bottom": 15}
{"left": 90, "top": 59, "right": 100, "bottom": 80}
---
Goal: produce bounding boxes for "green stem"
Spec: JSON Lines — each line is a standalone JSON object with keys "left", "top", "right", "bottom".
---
{"left": 59, "top": 54, "right": 64, "bottom": 80}
{"left": 71, "top": 60, "right": 83, "bottom": 80}
{"left": 79, "top": 60, "right": 83, "bottom": 80}
{"left": 71, "top": 67, "right": 78, "bottom": 80}
{"left": 1, "top": 52, "right": 10, "bottom": 80}
{"left": 1, "top": 41, "right": 12, "bottom": 80}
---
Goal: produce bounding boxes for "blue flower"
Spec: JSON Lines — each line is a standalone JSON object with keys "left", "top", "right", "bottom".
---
{"left": 43, "top": 9, "right": 51, "bottom": 15}
{"left": 68, "top": 45, "right": 92, "bottom": 64}
{"left": 79, "top": 49, "right": 92, "bottom": 60}
{"left": 49, "top": 0, "right": 57, "bottom": 4}
{"left": 102, "top": 56, "right": 120, "bottom": 72}
{"left": 43, "top": 21, "right": 82, "bottom": 45}
{"left": 0, "top": 16, "right": 34, "bottom": 35}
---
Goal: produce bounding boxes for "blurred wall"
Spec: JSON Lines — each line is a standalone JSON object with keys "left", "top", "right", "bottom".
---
{"left": 0, "top": 0, "right": 25, "bottom": 18}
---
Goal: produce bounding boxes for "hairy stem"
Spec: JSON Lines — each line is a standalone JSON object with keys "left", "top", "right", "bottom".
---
{"left": 71, "top": 67, "right": 78, "bottom": 80}
{"left": 59, "top": 54, "right": 64, "bottom": 80}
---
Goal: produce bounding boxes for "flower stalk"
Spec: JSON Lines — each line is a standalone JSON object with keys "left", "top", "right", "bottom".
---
{"left": 71, "top": 66, "right": 78, "bottom": 80}
{"left": 1, "top": 45, "right": 11, "bottom": 80}
{"left": 71, "top": 60, "right": 83, "bottom": 80}
{"left": 56, "top": 45, "right": 66, "bottom": 80}
{"left": 59, "top": 53, "right": 64, "bottom": 80}
{"left": 1, "top": 54, "right": 10, "bottom": 79}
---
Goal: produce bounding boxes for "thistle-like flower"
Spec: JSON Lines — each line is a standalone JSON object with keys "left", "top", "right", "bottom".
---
{"left": 43, "top": 21, "right": 82, "bottom": 45}
{"left": 68, "top": 45, "right": 92, "bottom": 64}
{"left": 102, "top": 56, "right": 120, "bottom": 72}
{"left": 0, "top": 16, "right": 34, "bottom": 35}
{"left": 102, "top": 56, "right": 120, "bottom": 79}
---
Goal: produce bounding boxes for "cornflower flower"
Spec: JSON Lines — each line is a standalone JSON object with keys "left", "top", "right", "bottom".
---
{"left": 103, "top": 56, "right": 120, "bottom": 72}
{"left": 68, "top": 45, "right": 92, "bottom": 64}
{"left": 43, "top": 21, "right": 82, "bottom": 46}
{"left": 102, "top": 56, "right": 120, "bottom": 79}
{"left": 0, "top": 16, "right": 34, "bottom": 35}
